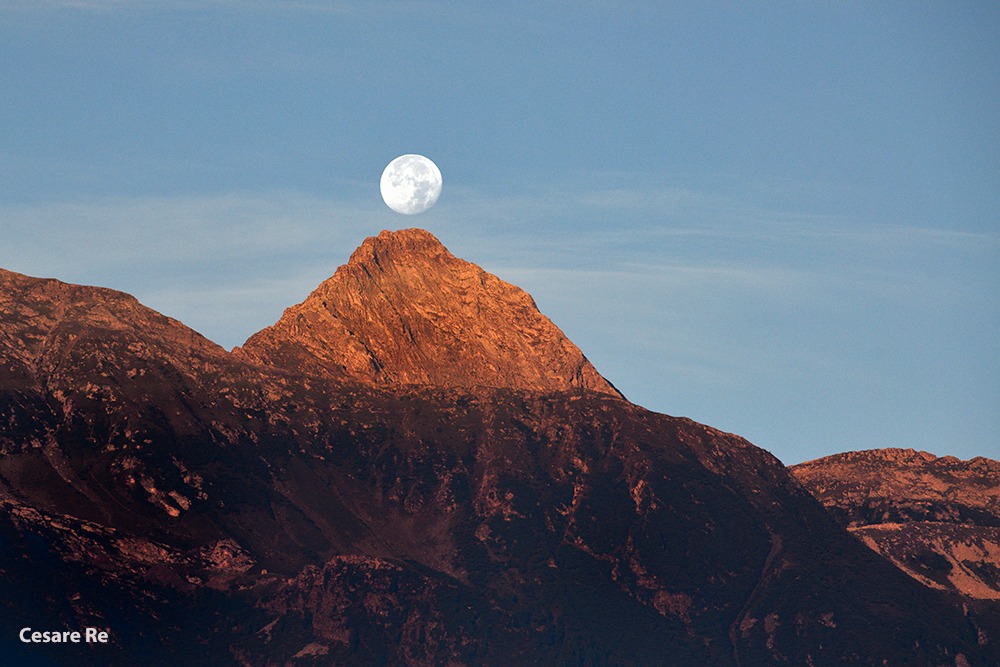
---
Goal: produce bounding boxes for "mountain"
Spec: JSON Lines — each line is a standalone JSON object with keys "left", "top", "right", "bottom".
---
{"left": 238, "top": 229, "right": 619, "bottom": 397}
{"left": 791, "top": 449, "right": 1000, "bottom": 600}
{"left": 0, "top": 230, "right": 996, "bottom": 666}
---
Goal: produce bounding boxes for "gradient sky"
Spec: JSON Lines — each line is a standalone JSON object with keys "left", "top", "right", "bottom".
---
{"left": 2, "top": 1, "right": 998, "bottom": 465}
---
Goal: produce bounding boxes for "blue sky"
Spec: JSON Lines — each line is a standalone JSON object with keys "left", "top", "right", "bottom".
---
{"left": 2, "top": 1, "right": 997, "bottom": 465}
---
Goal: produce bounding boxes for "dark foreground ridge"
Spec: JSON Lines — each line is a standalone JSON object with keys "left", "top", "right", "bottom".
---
{"left": 0, "top": 230, "right": 996, "bottom": 666}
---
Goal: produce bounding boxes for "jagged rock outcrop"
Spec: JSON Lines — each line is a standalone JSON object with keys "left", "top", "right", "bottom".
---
{"left": 238, "top": 228, "right": 620, "bottom": 397}
{"left": 792, "top": 449, "right": 1000, "bottom": 600}
{"left": 0, "top": 233, "right": 996, "bottom": 666}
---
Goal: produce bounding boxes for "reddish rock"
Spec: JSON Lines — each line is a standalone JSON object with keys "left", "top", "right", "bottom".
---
{"left": 0, "top": 233, "right": 996, "bottom": 665}
{"left": 238, "top": 228, "right": 620, "bottom": 397}
{"left": 792, "top": 449, "right": 1000, "bottom": 600}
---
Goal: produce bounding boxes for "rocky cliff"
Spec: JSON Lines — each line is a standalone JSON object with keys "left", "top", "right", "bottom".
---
{"left": 792, "top": 448, "right": 1000, "bottom": 600}
{"left": 238, "top": 229, "right": 620, "bottom": 397}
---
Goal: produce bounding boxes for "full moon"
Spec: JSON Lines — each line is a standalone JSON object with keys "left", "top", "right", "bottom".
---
{"left": 380, "top": 154, "right": 442, "bottom": 215}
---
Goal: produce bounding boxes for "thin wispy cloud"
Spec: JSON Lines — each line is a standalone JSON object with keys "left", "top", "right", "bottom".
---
{"left": 1, "top": 180, "right": 995, "bottom": 464}
{"left": 0, "top": 0, "right": 446, "bottom": 14}
{"left": 0, "top": 190, "right": 391, "bottom": 345}
{"left": 5, "top": 179, "right": 994, "bottom": 295}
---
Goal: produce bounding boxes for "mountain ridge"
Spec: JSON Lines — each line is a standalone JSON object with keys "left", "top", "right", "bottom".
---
{"left": 0, "top": 230, "right": 996, "bottom": 665}
{"left": 791, "top": 447, "right": 1000, "bottom": 602}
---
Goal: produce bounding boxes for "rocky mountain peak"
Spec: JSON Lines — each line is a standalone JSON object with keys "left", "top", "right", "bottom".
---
{"left": 238, "top": 228, "right": 621, "bottom": 396}
{"left": 348, "top": 227, "right": 448, "bottom": 264}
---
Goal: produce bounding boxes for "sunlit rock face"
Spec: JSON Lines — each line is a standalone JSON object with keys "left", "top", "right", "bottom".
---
{"left": 0, "top": 234, "right": 996, "bottom": 666}
{"left": 237, "top": 228, "right": 621, "bottom": 397}
{"left": 792, "top": 448, "right": 1000, "bottom": 600}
